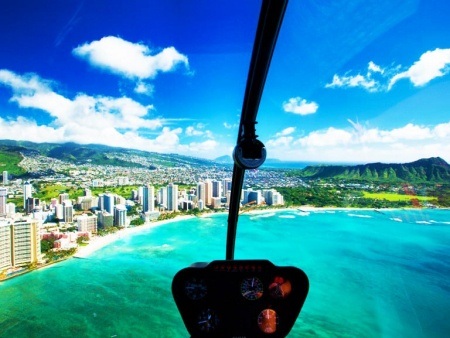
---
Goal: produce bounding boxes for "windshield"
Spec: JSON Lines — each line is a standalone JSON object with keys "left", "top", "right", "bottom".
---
{"left": 1, "top": 1, "right": 449, "bottom": 337}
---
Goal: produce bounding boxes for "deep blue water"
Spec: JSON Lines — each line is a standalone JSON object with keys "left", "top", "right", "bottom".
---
{"left": 1, "top": 209, "right": 449, "bottom": 337}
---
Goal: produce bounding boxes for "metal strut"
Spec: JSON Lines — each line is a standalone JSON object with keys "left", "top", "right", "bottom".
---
{"left": 226, "top": 0, "right": 288, "bottom": 260}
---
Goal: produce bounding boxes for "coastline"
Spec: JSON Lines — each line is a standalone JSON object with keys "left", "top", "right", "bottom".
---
{"left": 3, "top": 206, "right": 446, "bottom": 281}
{"left": 73, "top": 215, "right": 195, "bottom": 258}
{"left": 75, "top": 205, "right": 447, "bottom": 258}
{"left": 71, "top": 206, "right": 415, "bottom": 259}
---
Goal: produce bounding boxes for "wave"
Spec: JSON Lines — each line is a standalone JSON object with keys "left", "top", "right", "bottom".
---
{"left": 279, "top": 215, "right": 295, "bottom": 219}
{"left": 416, "top": 221, "right": 432, "bottom": 225}
{"left": 249, "top": 212, "right": 276, "bottom": 220}
{"left": 348, "top": 214, "right": 372, "bottom": 219}
{"left": 293, "top": 211, "right": 310, "bottom": 217}
{"left": 390, "top": 217, "right": 403, "bottom": 222}
{"left": 430, "top": 220, "right": 450, "bottom": 225}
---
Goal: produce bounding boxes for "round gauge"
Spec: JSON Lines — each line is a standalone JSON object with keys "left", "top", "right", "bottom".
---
{"left": 184, "top": 278, "right": 207, "bottom": 300}
{"left": 240, "top": 277, "right": 264, "bottom": 300}
{"left": 197, "top": 308, "right": 219, "bottom": 332}
{"left": 269, "top": 276, "right": 292, "bottom": 299}
{"left": 257, "top": 308, "right": 279, "bottom": 334}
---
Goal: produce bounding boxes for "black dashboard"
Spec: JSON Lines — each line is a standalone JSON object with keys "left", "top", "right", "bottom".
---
{"left": 172, "top": 260, "right": 309, "bottom": 337}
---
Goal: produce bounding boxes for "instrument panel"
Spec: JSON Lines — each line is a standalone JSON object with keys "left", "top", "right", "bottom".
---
{"left": 172, "top": 260, "right": 309, "bottom": 337}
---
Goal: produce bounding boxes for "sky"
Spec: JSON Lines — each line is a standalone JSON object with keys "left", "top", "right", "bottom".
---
{"left": 1, "top": 0, "right": 450, "bottom": 164}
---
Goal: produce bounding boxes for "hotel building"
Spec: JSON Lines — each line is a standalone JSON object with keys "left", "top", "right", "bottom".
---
{"left": 0, "top": 218, "right": 41, "bottom": 271}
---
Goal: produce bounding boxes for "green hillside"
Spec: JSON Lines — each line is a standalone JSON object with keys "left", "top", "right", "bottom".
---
{"left": 295, "top": 157, "right": 450, "bottom": 183}
{"left": 0, "top": 140, "right": 216, "bottom": 169}
{"left": 0, "top": 146, "right": 27, "bottom": 177}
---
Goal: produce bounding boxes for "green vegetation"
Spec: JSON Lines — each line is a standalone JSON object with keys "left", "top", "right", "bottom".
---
{"left": 34, "top": 183, "right": 85, "bottom": 200}
{"left": 130, "top": 218, "right": 145, "bottom": 226}
{"left": 362, "top": 192, "right": 437, "bottom": 202}
{"left": 293, "top": 157, "right": 450, "bottom": 183}
{"left": 0, "top": 150, "right": 26, "bottom": 176}
{"left": 276, "top": 184, "right": 442, "bottom": 209}
{"left": 44, "top": 248, "right": 77, "bottom": 262}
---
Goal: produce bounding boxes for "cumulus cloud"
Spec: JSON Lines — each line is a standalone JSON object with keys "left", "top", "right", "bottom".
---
{"left": 0, "top": 69, "right": 227, "bottom": 159}
{"left": 185, "top": 123, "right": 213, "bottom": 138}
{"left": 134, "top": 81, "right": 154, "bottom": 96}
{"left": 325, "top": 61, "right": 383, "bottom": 92}
{"left": 388, "top": 48, "right": 450, "bottom": 89}
{"left": 283, "top": 97, "right": 318, "bottom": 115}
{"left": 327, "top": 48, "right": 450, "bottom": 92}
{"left": 275, "top": 127, "right": 296, "bottom": 137}
{"left": 72, "top": 36, "right": 189, "bottom": 80}
{"left": 265, "top": 119, "right": 450, "bottom": 163}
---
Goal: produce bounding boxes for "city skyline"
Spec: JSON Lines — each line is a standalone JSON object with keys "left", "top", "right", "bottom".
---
{"left": 1, "top": 1, "right": 450, "bottom": 163}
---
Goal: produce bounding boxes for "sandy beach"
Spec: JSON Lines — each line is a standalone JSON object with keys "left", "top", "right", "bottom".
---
{"left": 72, "top": 205, "right": 421, "bottom": 259}
{"left": 73, "top": 215, "right": 195, "bottom": 258}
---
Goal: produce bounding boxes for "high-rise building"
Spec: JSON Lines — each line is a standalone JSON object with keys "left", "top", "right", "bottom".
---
{"left": 6, "top": 203, "right": 15, "bottom": 218}
{"left": 158, "top": 187, "right": 167, "bottom": 209}
{"left": 212, "top": 180, "right": 222, "bottom": 198}
{"left": 2, "top": 171, "right": 8, "bottom": 185}
{"left": 55, "top": 204, "right": 64, "bottom": 220}
{"left": 196, "top": 182, "right": 205, "bottom": 205}
{"left": 58, "top": 193, "right": 70, "bottom": 205}
{"left": 104, "top": 193, "right": 115, "bottom": 215}
{"left": 26, "top": 197, "right": 39, "bottom": 214}
{"left": 23, "top": 181, "right": 32, "bottom": 210}
{"left": 247, "top": 190, "right": 263, "bottom": 205}
{"left": 204, "top": 180, "right": 212, "bottom": 206}
{"left": 167, "top": 183, "right": 178, "bottom": 212}
{"left": 63, "top": 201, "right": 73, "bottom": 223}
{"left": 143, "top": 185, "right": 155, "bottom": 212}
{"left": 0, "top": 220, "right": 12, "bottom": 270}
{"left": 0, "top": 187, "right": 7, "bottom": 215}
{"left": 114, "top": 205, "right": 127, "bottom": 227}
{"left": 222, "top": 178, "right": 232, "bottom": 197}
{"left": 97, "top": 210, "right": 113, "bottom": 229}
{"left": 0, "top": 219, "right": 41, "bottom": 270}
{"left": 77, "top": 214, "right": 98, "bottom": 233}
{"left": 211, "top": 197, "right": 222, "bottom": 209}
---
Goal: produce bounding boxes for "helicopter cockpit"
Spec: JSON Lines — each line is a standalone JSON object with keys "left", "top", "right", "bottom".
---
{"left": 171, "top": 1, "right": 309, "bottom": 337}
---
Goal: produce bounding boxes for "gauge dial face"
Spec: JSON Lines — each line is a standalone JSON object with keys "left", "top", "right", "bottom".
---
{"left": 269, "top": 276, "right": 292, "bottom": 299}
{"left": 184, "top": 278, "right": 207, "bottom": 300}
{"left": 257, "top": 309, "right": 279, "bottom": 334}
{"left": 240, "top": 277, "right": 264, "bottom": 300}
{"left": 197, "top": 308, "right": 219, "bottom": 332}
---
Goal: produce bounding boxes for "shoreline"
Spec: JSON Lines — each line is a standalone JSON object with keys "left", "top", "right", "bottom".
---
{"left": 74, "top": 206, "right": 447, "bottom": 258}
{"left": 73, "top": 215, "right": 195, "bottom": 258}
{"left": 2, "top": 206, "right": 446, "bottom": 281}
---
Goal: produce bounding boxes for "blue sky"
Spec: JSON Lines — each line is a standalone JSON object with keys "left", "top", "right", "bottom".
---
{"left": 1, "top": 0, "right": 450, "bottom": 163}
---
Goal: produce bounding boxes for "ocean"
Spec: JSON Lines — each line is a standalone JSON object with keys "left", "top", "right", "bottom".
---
{"left": 1, "top": 209, "right": 449, "bottom": 337}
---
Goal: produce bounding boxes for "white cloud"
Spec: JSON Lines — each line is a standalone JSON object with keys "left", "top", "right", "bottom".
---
{"left": 186, "top": 126, "right": 203, "bottom": 136}
{"left": 134, "top": 81, "right": 154, "bottom": 96}
{"left": 0, "top": 69, "right": 230, "bottom": 160}
{"left": 327, "top": 48, "right": 450, "bottom": 92}
{"left": 296, "top": 127, "right": 353, "bottom": 147}
{"left": 185, "top": 123, "right": 213, "bottom": 138}
{"left": 368, "top": 61, "right": 383, "bottom": 74}
{"left": 325, "top": 72, "right": 378, "bottom": 91}
{"left": 265, "top": 120, "right": 450, "bottom": 163}
{"left": 388, "top": 48, "right": 450, "bottom": 89}
{"left": 267, "top": 136, "right": 293, "bottom": 147}
{"left": 72, "top": 36, "right": 189, "bottom": 80}
{"left": 275, "top": 127, "right": 296, "bottom": 137}
{"left": 223, "top": 122, "right": 238, "bottom": 129}
{"left": 282, "top": 97, "right": 318, "bottom": 115}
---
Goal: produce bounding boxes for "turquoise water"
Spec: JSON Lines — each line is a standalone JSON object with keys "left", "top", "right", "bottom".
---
{"left": 1, "top": 209, "right": 450, "bottom": 337}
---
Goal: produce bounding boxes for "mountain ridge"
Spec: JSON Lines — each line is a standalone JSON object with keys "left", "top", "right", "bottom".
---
{"left": 297, "top": 157, "right": 450, "bottom": 183}
{"left": 1, "top": 140, "right": 449, "bottom": 183}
